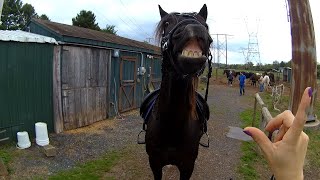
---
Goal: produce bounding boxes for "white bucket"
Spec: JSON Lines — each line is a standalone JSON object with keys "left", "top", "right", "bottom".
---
{"left": 35, "top": 122, "right": 49, "bottom": 146}
{"left": 17, "top": 131, "right": 31, "bottom": 149}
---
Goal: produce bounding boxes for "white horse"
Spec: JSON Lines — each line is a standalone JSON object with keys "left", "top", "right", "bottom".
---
{"left": 261, "top": 75, "right": 270, "bottom": 91}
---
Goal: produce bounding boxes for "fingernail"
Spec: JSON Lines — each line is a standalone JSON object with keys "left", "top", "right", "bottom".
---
{"left": 243, "top": 130, "right": 252, "bottom": 137}
{"left": 308, "top": 88, "right": 313, "bottom": 97}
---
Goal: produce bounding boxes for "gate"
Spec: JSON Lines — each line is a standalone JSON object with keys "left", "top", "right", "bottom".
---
{"left": 119, "top": 56, "right": 137, "bottom": 112}
{"left": 150, "top": 57, "right": 162, "bottom": 90}
{"left": 61, "top": 46, "right": 109, "bottom": 130}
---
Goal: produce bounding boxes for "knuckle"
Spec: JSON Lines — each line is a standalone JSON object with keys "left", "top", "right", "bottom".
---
{"left": 301, "top": 132, "right": 309, "bottom": 142}
{"left": 284, "top": 110, "right": 292, "bottom": 116}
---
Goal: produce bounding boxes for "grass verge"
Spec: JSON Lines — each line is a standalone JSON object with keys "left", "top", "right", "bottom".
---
{"left": 0, "top": 142, "right": 16, "bottom": 173}
{"left": 48, "top": 150, "right": 123, "bottom": 180}
{"left": 238, "top": 109, "right": 264, "bottom": 180}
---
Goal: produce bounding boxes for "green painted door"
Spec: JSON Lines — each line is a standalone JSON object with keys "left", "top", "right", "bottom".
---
{"left": 119, "top": 56, "right": 137, "bottom": 112}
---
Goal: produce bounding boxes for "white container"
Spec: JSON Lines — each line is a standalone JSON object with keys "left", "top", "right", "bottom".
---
{"left": 17, "top": 131, "right": 31, "bottom": 149}
{"left": 35, "top": 122, "right": 49, "bottom": 146}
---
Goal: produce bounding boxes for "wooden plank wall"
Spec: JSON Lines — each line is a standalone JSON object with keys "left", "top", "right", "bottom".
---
{"left": 61, "top": 46, "right": 110, "bottom": 130}
{"left": 53, "top": 46, "right": 63, "bottom": 133}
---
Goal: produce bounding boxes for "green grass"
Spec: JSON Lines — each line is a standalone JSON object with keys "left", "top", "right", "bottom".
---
{"left": 48, "top": 150, "right": 122, "bottom": 180}
{"left": 305, "top": 99, "right": 320, "bottom": 168}
{"left": 49, "top": 151, "right": 121, "bottom": 180}
{"left": 0, "top": 142, "right": 16, "bottom": 174}
{"left": 305, "top": 129, "right": 320, "bottom": 168}
{"left": 238, "top": 109, "right": 263, "bottom": 180}
{"left": 0, "top": 146, "right": 13, "bottom": 165}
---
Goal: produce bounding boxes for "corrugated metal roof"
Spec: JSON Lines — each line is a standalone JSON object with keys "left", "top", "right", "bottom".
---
{"left": 31, "top": 18, "right": 160, "bottom": 54}
{"left": 0, "top": 30, "right": 58, "bottom": 44}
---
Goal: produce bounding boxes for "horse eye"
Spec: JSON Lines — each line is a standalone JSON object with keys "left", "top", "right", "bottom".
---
{"left": 165, "top": 22, "right": 169, "bottom": 26}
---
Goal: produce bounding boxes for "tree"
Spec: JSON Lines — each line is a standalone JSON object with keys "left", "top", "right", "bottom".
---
{"left": 72, "top": 10, "right": 100, "bottom": 31}
{"left": 280, "top": 61, "right": 286, "bottom": 67}
{"left": 285, "top": 60, "right": 291, "bottom": 67}
{"left": 101, "top": 24, "right": 117, "bottom": 35}
{"left": 272, "top": 60, "right": 280, "bottom": 69}
{"left": 0, "top": 0, "right": 23, "bottom": 30}
{"left": 0, "top": 0, "right": 38, "bottom": 30}
{"left": 39, "top": 14, "right": 50, "bottom": 21}
{"left": 21, "top": 3, "right": 37, "bottom": 24}
{"left": 244, "top": 61, "right": 254, "bottom": 70}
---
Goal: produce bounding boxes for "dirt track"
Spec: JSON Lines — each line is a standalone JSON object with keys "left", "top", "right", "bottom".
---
{"left": 7, "top": 83, "right": 259, "bottom": 179}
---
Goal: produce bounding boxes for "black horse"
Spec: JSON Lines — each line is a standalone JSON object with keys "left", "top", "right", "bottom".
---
{"left": 223, "top": 69, "right": 236, "bottom": 79}
{"left": 140, "top": 4, "right": 212, "bottom": 180}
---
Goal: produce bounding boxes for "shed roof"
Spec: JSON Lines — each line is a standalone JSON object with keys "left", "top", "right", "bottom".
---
{"left": 30, "top": 18, "right": 160, "bottom": 54}
{"left": 0, "top": 30, "right": 58, "bottom": 44}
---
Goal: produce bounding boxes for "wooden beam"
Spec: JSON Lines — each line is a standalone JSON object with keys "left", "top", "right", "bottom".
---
{"left": 288, "top": 0, "right": 317, "bottom": 115}
{"left": 53, "top": 46, "right": 64, "bottom": 133}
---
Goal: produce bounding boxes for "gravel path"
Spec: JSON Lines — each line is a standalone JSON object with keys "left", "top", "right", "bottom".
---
{"left": 7, "top": 84, "right": 256, "bottom": 179}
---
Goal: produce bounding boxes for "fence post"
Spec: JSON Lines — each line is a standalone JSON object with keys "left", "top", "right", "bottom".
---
{"left": 252, "top": 97, "right": 257, "bottom": 127}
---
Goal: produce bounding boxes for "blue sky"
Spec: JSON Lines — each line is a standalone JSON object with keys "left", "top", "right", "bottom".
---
{"left": 21, "top": 0, "right": 320, "bottom": 65}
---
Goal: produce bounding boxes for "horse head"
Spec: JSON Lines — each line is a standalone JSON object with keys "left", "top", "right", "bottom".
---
{"left": 156, "top": 4, "right": 212, "bottom": 76}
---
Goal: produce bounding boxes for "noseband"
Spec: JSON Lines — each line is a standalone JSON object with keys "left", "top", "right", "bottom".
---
{"left": 160, "top": 13, "right": 211, "bottom": 78}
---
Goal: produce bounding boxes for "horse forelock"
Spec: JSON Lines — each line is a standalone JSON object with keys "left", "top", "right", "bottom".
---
{"left": 154, "top": 12, "right": 204, "bottom": 45}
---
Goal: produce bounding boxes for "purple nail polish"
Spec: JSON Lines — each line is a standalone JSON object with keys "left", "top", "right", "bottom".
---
{"left": 308, "top": 88, "right": 313, "bottom": 97}
{"left": 243, "top": 130, "right": 252, "bottom": 137}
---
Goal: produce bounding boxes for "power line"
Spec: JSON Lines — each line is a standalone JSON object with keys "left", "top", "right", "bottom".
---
{"left": 211, "top": 33, "right": 233, "bottom": 67}
{"left": 119, "top": 0, "right": 152, "bottom": 38}
{"left": 93, "top": 6, "right": 150, "bottom": 42}
{"left": 244, "top": 18, "right": 261, "bottom": 65}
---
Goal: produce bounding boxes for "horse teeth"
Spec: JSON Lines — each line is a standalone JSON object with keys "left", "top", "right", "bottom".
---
{"left": 182, "top": 50, "right": 188, "bottom": 56}
{"left": 181, "top": 50, "right": 203, "bottom": 57}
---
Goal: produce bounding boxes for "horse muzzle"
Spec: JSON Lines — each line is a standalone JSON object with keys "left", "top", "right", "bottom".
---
{"left": 176, "top": 55, "right": 207, "bottom": 75}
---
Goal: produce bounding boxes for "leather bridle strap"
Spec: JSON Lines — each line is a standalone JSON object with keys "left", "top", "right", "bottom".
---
{"left": 160, "top": 16, "right": 208, "bottom": 78}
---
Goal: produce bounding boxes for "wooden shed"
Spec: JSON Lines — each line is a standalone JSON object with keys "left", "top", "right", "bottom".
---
{"left": 0, "top": 30, "right": 58, "bottom": 141}
{"left": 283, "top": 67, "right": 292, "bottom": 82}
{"left": 27, "top": 19, "right": 162, "bottom": 133}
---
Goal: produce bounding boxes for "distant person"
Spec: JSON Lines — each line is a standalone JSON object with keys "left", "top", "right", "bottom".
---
{"left": 228, "top": 72, "right": 233, "bottom": 86}
{"left": 259, "top": 75, "right": 264, "bottom": 92}
{"left": 239, "top": 72, "right": 246, "bottom": 95}
{"left": 262, "top": 73, "right": 270, "bottom": 91}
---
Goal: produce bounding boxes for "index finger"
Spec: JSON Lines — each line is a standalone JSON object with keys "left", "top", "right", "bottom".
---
{"left": 288, "top": 87, "right": 312, "bottom": 139}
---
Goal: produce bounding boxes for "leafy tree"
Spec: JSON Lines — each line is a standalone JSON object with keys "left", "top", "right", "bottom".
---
{"left": 244, "top": 61, "right": 254, "bottom": 70}
{"left": 39, "top": 14, "right": 50, "bottom": 21}
{"left": 21, "top": 3, "right": 37, "bottom": 24}
{"left": 285, "top": 60, "right": 291, "bottom": 67}
{"left": 101, "top": 24, "right": 117, "bottom": 35}
{"left": 0, "top": 0, "right": 23, "bottom": 30}
{"left": 280, "top": 61, "right": 285, "bottom": 67}
{"left": 272, "top": 60, "right": 280, "bottom": 69}
{"left": 0, "top": 0, "right": 37, "bottom": 30}
{"left": 72, "top": 10, "right": 100, "bottom": 30}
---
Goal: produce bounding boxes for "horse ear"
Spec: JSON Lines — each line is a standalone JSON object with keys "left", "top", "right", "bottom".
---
{"left": 158, "top": 5, "right": 168, "bottom": 18}
{"left": 198, "top": 4, "right": 208, "bottom": 21}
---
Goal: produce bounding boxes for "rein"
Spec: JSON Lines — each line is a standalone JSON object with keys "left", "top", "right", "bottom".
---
{"left": 204, "top": 52, "right": 213, "bottom": 101}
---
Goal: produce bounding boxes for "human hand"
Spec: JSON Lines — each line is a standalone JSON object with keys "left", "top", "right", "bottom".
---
{"left": 244, "top": 87, "right": 312, "bottom": 180}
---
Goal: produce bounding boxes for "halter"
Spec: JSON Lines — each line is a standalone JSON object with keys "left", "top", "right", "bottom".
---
{"left": 160, "top": 13, "right": 211, "bottom": 78}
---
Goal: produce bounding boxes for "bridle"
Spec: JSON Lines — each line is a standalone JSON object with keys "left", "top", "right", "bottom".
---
{"left": 160, "top": 13, "right": 212, "bottom": 79}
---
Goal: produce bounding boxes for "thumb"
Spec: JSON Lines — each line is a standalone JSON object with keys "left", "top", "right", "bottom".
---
{"left": 244, "top": 127, "right": 273, "bottom": 155}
